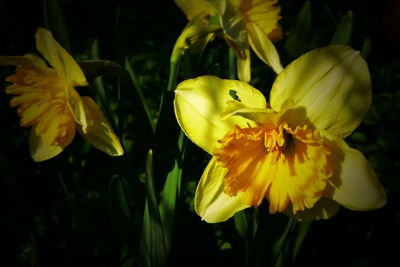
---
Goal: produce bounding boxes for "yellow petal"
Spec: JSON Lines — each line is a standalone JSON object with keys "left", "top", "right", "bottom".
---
{"left": 35, "top": 27, "right": 87, "bottom": 86}
{"left": 0, "top": 54, "right": 48, "bottom": 70}
{"left": 175, "top": 0, "right": 217, "bottom": 20}
{"left": 236, "top": 48, "right": 251, "bottom": 82}
{"left": 35, "top": 28, "right": 89, "bottom": 129}
{"left": 174, "top": 75, "right": 267, "bottom": 154}
{"left": 77, "top": 97, "right": 124, "bottom": 156}
{"left": 171, "top": 16, "right": 220, "bottom": 62}
{"left": 221, "top": 99, "right": 294, "bottom": 126}
{"left": 195, "top": 157, "right": 250, "bottom": 223}
{"left": 66, "top": 87, "right": 88, "bottom": 131}
{"left": 284, "top": 197, "right": 340, "bottom": 221}
{"left": 270, "top": 45, "right": 371, "bottom": 138}
{"left": 240, "top": 0, "right": 282, "bottom": 37}
{"left": 29, "top": 125, "right": 67, "bottom": 162}
{"left": 327, "top": 138, "right": 386, "bottom": 211}
{"left": 18, "top": 99, "right": 50, "bottom": 126}
{"left": 247, "top": 22, "right": 283, "bottom": 74}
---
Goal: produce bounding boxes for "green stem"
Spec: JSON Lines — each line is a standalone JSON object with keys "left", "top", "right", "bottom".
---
{"left": 229, "top": 48, "right": 237, "bottom": 80}
{"left": 167, "top": 58, "right": 182, "bottom": 92}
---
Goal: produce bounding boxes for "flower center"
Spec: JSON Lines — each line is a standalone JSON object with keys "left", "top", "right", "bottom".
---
{"left": 6, "top": 66, "right": 75, "bottom": 147}
{"left": 213, "top": 122, "right": 333, "bottom": 214}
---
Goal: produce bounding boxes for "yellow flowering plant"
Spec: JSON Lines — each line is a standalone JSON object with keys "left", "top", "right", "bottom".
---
{"left": 174, "top": 0, "right": 283, "bottom": 81}
{"left": 0, "top": 27, "right": 124, "bottom": 162}
{"left": 174, "top": 45, "right": 387, "bottom": 222}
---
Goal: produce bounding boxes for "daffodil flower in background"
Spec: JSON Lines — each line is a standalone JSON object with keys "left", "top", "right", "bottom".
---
{"left": 0, "top": 27, "right": 124, "bottom": 162}
{"left": 174, "top": 45, "right": 387, "bottom": 223}
{"left": 174, "top": 0, "right": 283, "bottom": 81}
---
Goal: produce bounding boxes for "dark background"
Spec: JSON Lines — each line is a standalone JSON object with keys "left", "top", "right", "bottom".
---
{"left": 1, "top": 0, "right": 399, "bottom": 266}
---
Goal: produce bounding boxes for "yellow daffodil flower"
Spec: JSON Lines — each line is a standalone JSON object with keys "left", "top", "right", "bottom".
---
{"left": 0, "top": 27, "right": 124, "bottom": 162}
{"left": 174, "top": 0, "right": 283, "bottom": 81}
{"left": 174, "top": 45, "right": 387, "bottom": 222}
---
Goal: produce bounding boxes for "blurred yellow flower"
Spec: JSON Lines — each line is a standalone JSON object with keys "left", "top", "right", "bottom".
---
{"left": 174, "top": 45, "right": 386, "bottom": 222}
{"left": 0, "top": 27, "right": 124, "bottom": 162}
{"left": 174, "top": 0, "right": 283, "bottom": 81}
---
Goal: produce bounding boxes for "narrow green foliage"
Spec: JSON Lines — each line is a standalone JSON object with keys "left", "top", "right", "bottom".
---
{"left": 29, "top": 232, "right": 39, "bottom": 267}
{"left": 125, "top": 57, "right": 156, "bottom": 133}
{"left": 159, "top": 132, "right": 185, "bottom": 256}
{"left": 90, "top": 39, "right": 119, "bottom": 132}
{"left": 58, "top": 174, "right": 74, "bottom": 212}
{"left": 228, "top": 48, "right": 237, "bottom": 80}
{"left": 271, "top": 218, "right": 297, "bottom": 266}
{"left": 361, "top": 37, "right": 372, "bottom": 59}
{"left": 159, "top": 160, "right": 181, "bottom": 255}
{"left": 285, "top": 1, "right": 312, "bottom": 58}
{"left": 109, "top": 175, "right": 132, "bottom": 224}
{"left": 166, "top": 59, "right": 182, "bottom": 92}
{"left": 234, "top": 210, "right": 250, "bottom": 239}
{"left": 291, "top": 221, "right": 312, "bottom": 261}
{"left": 108, "top": 175, "right": 135, "bottom": 248}
{"left": 43, "top": 0, "right": 71, "bottom": 51}
{"left": 140, "top": 150, "right": 168, "bottom": 267}
{"left": 330, "top": 11, "right": 353, "bottom": 45}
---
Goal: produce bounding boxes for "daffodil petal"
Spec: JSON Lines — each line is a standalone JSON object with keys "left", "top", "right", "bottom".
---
{"left": 174, "top": 75, "right": 267, "bottom": 154}
{"left": 247, "top": 22, "right": 283, "bottom": 74}
{"left": 327, "top": 138, "right": 386, "bottom": 210}
{"left": 29, "top": 125, "right": 67, "bottom": 162}
{"left": 0, "top": 54, "right": 48, "bottom": 70}
{"left": 175, "top": 0, "right": 217, "bottom": 20}
{"left": 237, "top": 48, "right": 251, "bottom": 82}
{"left": 284, "top": 197, "right": 340, "bottom": 221}
{"left": 270, "top": 45, "right": 371, "bottom": 138}
{"left": 240, "top": 0, "right": 282, "bottom": 36}
{"left": 35, "top": 28, "right": 89, "bottom": 129}
{"left": 35, "top": 27, "right": 88, "bottom": 86}
{"left": 77, "top": 97, "right": 124, "bottom": 156}
{"left": 195, "top": 157, "right": 250, "bottom": 223}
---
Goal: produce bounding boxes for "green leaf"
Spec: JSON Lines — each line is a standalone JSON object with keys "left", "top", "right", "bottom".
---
{"left": 234, "top": 210, "right": 249, "bottom": 239}
{"left": 159, "top": 131, "right": 185, "bottom": 256}
{"left": 78, "top": 59, "right": 125, "bottom": 78}
{"left": 108, "top": 175, "right": 132, "bottom": 224}
{"left": 291, "top": 221, "right": 312, "bottom": 261}
{"left": 42, "top": 0, "right": 71, "bottom": 52}
{"left": 159, "top": 159, "right": 182, "bottom": 254}
{"left": 361, "top": 37, "right": 372, "bottom": 59}
{"left": 139, "top": 149, "right": 168, "bottom": 267}
{"left": 271, "top": 218, "right": 297, "bottom": 266}
{"left": 330, "top": 11, "right": 353, "bottom": 45}
{"left": 284, "top": 1, "right": 312, "bottom": 58}
{"left": 125, "top": 57, "right": 156, "bottom": 133}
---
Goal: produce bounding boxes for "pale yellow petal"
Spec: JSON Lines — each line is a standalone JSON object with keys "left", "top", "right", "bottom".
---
{"left": 174, "top": 75, "right": 267, "bottom": 154}
{"left": 195, "top": 157, "right": 250, "bottom": 223}
{"left": 171, "top": 16, "right": 220, "bottom": 62}
{"left": 0, "top": 54, "right": 48, "bottom": 69}
{"left": 35, "top": 28, "right": 89, "bottom": 129}
{"left": 236, "top": 48, "right": 251, "bottom": 82}
{"left": 175, "top": 0, "right": 217, "bottom": 20}
{"left": 29, "top": 125, "right": 67, "bottom": 162}
{"left": 18, "top": 100, "right": 50, "bottom": 126}
{"left": 35, "top": 27, "right": 87, "bottom": 86}
{"left": 66, "top": 87, "right": 88, "bottom": 131}
{"left": 77, "top": 97, "right": 124, "bottom": 156}
{"left": 326, "top": 138, "right": 386, "bottom": 211}
{"left": 284, "top": 197, "right": 341, "bottom": 221}
{"left": 270, "top": 45, "right": 371, "bottom": 138}
{"left": 247, "top": 22, "right": 283, "bottom": 74}
{"left": 240, "top": 0, "right": 282, "bottom": 36}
